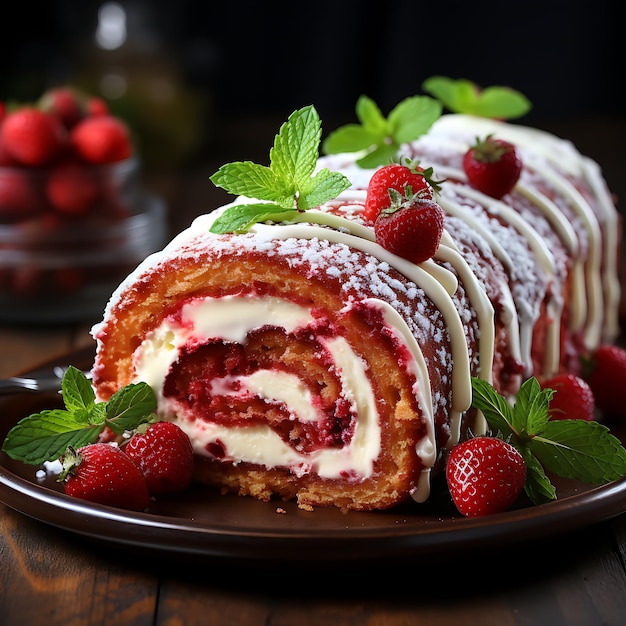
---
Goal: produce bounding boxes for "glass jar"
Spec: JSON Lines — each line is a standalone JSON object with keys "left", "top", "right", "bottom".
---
{"left": 0, "top": 157, "right": 167, "bottom": 324}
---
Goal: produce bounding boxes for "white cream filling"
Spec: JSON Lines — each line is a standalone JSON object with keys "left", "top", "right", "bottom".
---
{"left": 209, "top": 370, "right": 318, "bottom": 422}
{"left": 132, "top": 294, "right": 402, "bottom": 480}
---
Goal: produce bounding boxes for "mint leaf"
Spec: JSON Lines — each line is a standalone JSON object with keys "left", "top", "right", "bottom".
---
{"left": 322, "top": 94, "right": 442, "bottom": 168}
{"left": 475, "top": 87, "right": 533, "bottom": 120}
{"left": 510, "top": 377, "right": 552, "bottom": 435}
{"left": 318, "top": 123, "right": 378, "bottom": 154}
{"left": 322, "top": 96, "right": 388, "bottom": 155}
{"left": 1, "top": 409, "right": 103, "bottom": 464}
{"left": 529, "top": 421, "right": 626, "bottom": 484}
{"left": 209, "top": 204, "right": 299, "bottom": 235}
{"left": 270, "top": 104, "right": 319, "bottom": 187}
{"left": 1, "top": 369, "right": 159, "bottom": 465}
{"left": 88, "top": 402, "right": 107, "bottom": 425}
{"left": 520, "top": 447, "right": 557, "bottom": 504}
{"left": 422, "top": 76, "right": 532, "bottom": 120}
{"left": 356, "top": 144, "right": 402, "bottom": 170}
{"left": 470, "top": 376, "right": 626, "bottom": 506}
{"left": 209, "top": 106, "right": 350, "bottom": 234}
{"left": 61, "top": 365, "right": 96, "bottom": 412}
{"left": 210, "top": 161, "right": 294, "bottom": 206}
{"left": 468, "top": 377, "right": 516, "bottom": 437}
{"left": 299, "top": 168, "right": 353, "bottom": 210}
{"left": 389, "top": 96, "right": 444, "bottom": 143}
{"left": 105, "top": 382, "right": 157, "bottom": 434}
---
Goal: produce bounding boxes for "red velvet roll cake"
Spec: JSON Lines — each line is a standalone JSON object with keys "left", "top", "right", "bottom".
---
{"left": 90, "top": 107, "right": 620, "bottom": 512}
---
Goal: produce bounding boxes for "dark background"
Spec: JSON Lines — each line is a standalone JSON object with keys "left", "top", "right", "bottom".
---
{"left": 2, "top": 1, "right": 622, "bottom": 132}
{"left": 1, "top": 0, "right": 624, "bottom": 220}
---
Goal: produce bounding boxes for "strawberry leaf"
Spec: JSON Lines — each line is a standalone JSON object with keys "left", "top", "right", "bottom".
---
{"left": 210, "top": 106, "right": 350, "bottom": 234}
{"left": 422, "top": 76, "right": 532, "bottom": 120}
{"left": 322, "top": 94, "right": 442, "bottom": 168}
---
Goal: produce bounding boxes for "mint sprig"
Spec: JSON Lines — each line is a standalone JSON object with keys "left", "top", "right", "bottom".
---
{"left": 209, "top": 105, "right": 351, "bottom": 234}
{"left": 422, "top": 76, "right": 532, "bottom": 120}
{"left": 471, "top": 377, "right": 626, "bottom": 505}
{"left": 1, "top": 366, "right": 157, "bottom": 465}
{"left": 322, "top": 94, "right": 442, "bottom": 168}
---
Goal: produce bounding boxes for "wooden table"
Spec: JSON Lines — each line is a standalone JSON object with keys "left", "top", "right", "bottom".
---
{"left": 2, "top": 117, "right": 626, "bottom": 625}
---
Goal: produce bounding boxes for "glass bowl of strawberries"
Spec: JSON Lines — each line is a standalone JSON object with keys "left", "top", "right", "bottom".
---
{"left": 0, "top": 87, "right": 167, "bottom": 324}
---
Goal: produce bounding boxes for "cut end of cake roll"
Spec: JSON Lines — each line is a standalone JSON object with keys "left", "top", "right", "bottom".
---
{"left": 91, "top": 217, "right": 445, "bottom": 511}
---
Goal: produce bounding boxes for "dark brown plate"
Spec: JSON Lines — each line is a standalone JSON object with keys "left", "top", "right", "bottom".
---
{"left": 1, "top": 347, "right": 625, "bottom": 563}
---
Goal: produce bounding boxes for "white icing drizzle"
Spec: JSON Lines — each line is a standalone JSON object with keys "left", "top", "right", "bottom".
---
{"left": 514, "top": 181, "right": 586, "bottom": 334}
{"left": 250, "top": 217, "right": 473, "bottom": 425}
{"left": 435, "top": 191, "right": 543, "bottom": 376}
{"left": 447, "top": 179, "right": 562, "bottom": 377}
{"left": 403, "top": 113, "right": 619, "bottom": 353}
{"left": 432, "top": 241, "right": 494, "bottom": 435}
{"left": 436, "top": 166, "right": 557, "bottom": 277}
{"left": 372, "top": 299, "right": 435, "bottom": 503}
{"left": 524, "top": 160, "right": 604, "bottom": 348}
{"left": 435, "top": 194, "right": 515, "bottom": 274}
{"left": 582, "top": 157, "right": 621, "bottom": 341}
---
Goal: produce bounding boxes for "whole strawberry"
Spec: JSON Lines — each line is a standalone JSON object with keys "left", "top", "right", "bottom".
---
{"left": 0, "top": 134, "right": 15, "bottom": 166}
{"left": 86, "top": 96, "right": 110, "bottom": 117}
{"left": 541, "top": 373, "right": 595, "bottom": 421}
{"left": 583, "top": 344, "right": 626, "bottom": 417}
{"left": 46, "top": 161, "right": 100, "bottom": 216}
{"left": 0, "top": 169, "right": 42, "bottom": 219}
{"left": 374, "top": 191, "right": 444, "bottom": 264}
{"left": 446, "top": 436, "right": 526, "bottom": 517}
{"left": 364, "top": 161, "right": 439, "bottom": 222}
{"left": 1, "top": 107, "right": 67, "bottom": 166}
{"left": 60, "top": 443, "right": 150, "bottom": 511}
{"left": 125, "top": 422, "right": 194, "bottom": 495}
{"left": 70, "top": 115, "right": 132, "bottom": 164}
{"left": 463, "top": 135, "right": 522, "bottom": 199}
{"left": 38, "top": 86, "right": 87, "bottom": 130}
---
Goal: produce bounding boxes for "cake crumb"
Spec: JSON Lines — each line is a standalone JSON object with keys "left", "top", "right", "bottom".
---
{"left": 276, "top": 507, "right": 287, "bottom": 514}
